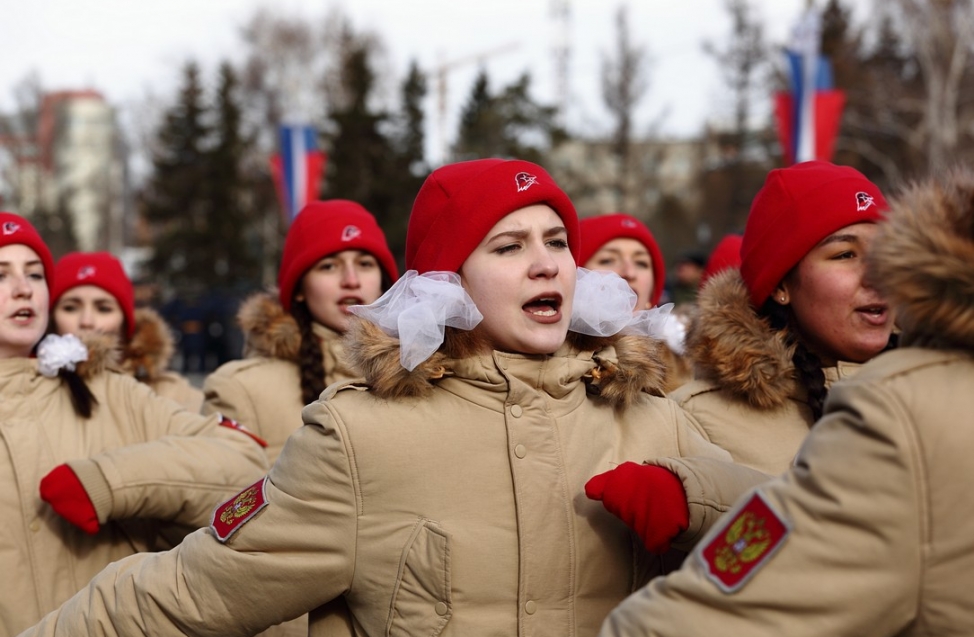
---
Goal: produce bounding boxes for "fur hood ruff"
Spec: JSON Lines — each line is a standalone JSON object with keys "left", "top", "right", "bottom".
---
{"left": 236, "top": 292, "right": 301, "bottom": 362}
{"left": 70, "top": 331, "right": 123, "bottom": 380}
{"left": 121, "top": 307, "right": 178, "bottom": 382}
{"left": 684, "top": 268, "right": 797, "bottom": 410}
{"left": 870, "top": 169, "right": 974, "bottom": 351}
{"left": 344, "top": 318, "right": 669, "bottom": 408}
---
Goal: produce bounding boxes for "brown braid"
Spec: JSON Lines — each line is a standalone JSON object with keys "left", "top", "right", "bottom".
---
{"left": 762, "top": 300, "right": 828, "bottom": 421}
{"left": 291, "top": 301, "right": 327, "bottom": 405}
{"left": 61, "top": 369, "right": 98, "bottom": 418}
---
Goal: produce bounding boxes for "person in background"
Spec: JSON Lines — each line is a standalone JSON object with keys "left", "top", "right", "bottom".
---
{"left": 597, "top": 168, "right": 974, "bottom": 637}
{"left": 578, "top": 213, "right": 690, "bottom": 391}
{"left": 663, "top": 251, "right": 705, "bottom": 306}
{"left": 21, "top": 158, "right": 760, "bottom": 637}
{"left": 51, "top": 251, "right": 204, "bottom": 411}
{"left": 201, "top": 199, "right": 399, "bottom": 464}
{"left": 0, "top": 213, "right": 267, "bottom": 637}
{"left": 666, "top": 161, "right": 896, "bottom": 475}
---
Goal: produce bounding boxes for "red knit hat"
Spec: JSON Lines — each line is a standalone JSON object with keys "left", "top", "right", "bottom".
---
{"left": 0, "top": 212, "right": 54, "bottom": 293}
{"left": 699, "top": 234, "right": 743, "bottom": 290}
{"left": 278, "top": 200, "right": 399, "bottom": 312}
{"left": 405, "top": 158, "right": 579, "bottom": 273}
{"left": 578, "top": 213, "right": 666, "bottom": 306}
{"left": 51, "top": 252, "right": 135, "bottom": 338}
{"left": 740, "top": 161, "right": 887, "bottom": 308}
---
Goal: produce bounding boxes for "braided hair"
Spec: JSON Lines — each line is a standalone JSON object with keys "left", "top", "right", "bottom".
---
{"left": 762, "top": 299, "right": 828, "bottom": 421}
{"left": 291, "top": 301, "right": 327, "bottom": 406}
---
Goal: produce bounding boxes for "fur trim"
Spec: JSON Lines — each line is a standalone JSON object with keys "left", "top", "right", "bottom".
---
{"left": 237, "top": 292, "right": 301, "bottom": 361}
{"left": 122, "top": 307, "right": 176, "bottom": 381}
{"left": 871, "top": 169, "right": 974, "bottom": 350}
{"left": 344, "top": 317, "right": 669, "bottom": 406}
{"left": 75, "top": 331, "right": 123, "bottom": 379}
{"left": 686, "top": 269, "right": 797, "bottom": 408}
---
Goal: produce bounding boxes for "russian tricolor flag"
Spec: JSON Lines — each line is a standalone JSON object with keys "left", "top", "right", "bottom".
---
{"left": 270, "top": 124, "right": 326, "bottom": 224}
{"left": 774, "top": 8, "right": 845, "bottom": 165}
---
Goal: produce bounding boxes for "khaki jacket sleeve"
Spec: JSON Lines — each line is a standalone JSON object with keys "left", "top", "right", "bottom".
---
{"left": 71, "top": 375, "right": 268, "bottom": 527}
{"left": 24, "top": 403, "right": 359, "bottom": 637}
{"left": 601, "top": 378, "right": 921, "bottom": 637}
{"left": 202, "top": 366, "right": 260, "bottom": 429}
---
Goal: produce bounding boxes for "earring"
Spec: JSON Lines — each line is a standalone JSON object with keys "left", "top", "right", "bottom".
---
{"left": 779, "top": 295, "right": 786, "bottom": 303}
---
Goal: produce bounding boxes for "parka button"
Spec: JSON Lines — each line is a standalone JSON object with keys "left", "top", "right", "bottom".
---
{"left": 525, "top": 600, "right": 537, "bottom": 615}
{"left": 510, "top": 404, "right": 523, "bottom": 418}
{"left": 29, "top": 520, "right": 40, "bottom": 532}
{"left": 514, "top": 444, "right": 527, "bottom": 458}
{"left": 434, "top": 602, "right": 448, "bottom": 616}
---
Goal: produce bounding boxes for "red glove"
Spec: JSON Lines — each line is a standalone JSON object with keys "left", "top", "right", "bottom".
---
{"left": 40, "top": 464, "right": 100, "bottom": 535}
{"left": 585, "top": 461, "right": 689, "bottom": 554}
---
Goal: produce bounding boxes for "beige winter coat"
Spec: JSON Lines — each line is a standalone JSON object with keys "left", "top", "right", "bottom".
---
{"left": 600, "top": 169, "right": 974, "bottom": 636}
{"left": 22, "top": 327, "right": 765, "bottom": 637}
{"left": 202, "top": 293, "right": 358, "bottom": 464}
{"left": 122, "top": 307, "right": 204, "bottom": 411}
{"left": 669, "top": 269, "right": 863, "bottom": 475}
{"left": 0, "top": 334, "right": 267, "bottom": 637}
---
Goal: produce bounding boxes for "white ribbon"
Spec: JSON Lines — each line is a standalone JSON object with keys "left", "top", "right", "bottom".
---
{"left": 37, "top": 333, "right": 89, "bottom": 377}
{"left": 348, "top": 271, "right": 483, "bottom": 371}
{"left": 571, "top": 267, "right": 678, "bottom": 341}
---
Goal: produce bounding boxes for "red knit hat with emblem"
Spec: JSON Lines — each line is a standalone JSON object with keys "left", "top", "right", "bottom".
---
{"left": 405, "top": 158, "right": 579, "bottom": 273}
{"left": 51, "top": 252, "right": 135, "bottom": 338}
{"left": 740, "top": 161, "right": 888, "bottom": 308}
{"left": 699, "top": 234, "right": 743, "bottom": 290}
{"left": 0, "top": 212, "right": 55, "bottom": 293}
{"left": 278, "top": 200, "right": 399, "bottom": 312}
{"left": 578, "top": 213, "right": 666, "bottom": 306}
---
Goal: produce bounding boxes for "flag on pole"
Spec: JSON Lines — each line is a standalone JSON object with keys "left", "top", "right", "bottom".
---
{"left": 269, "top": 124, "right": 326, "bottom": 223}
{"left": 773, "top": 7, "right": 845, "bottom": 165}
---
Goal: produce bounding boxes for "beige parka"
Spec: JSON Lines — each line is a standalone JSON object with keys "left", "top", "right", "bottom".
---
{"left": 202, "top": 292, "right": 358, "bottom": 464}
{"left": 122, "top": 306, "right": 204, "bottom": 412}
{"left": 600, "top": 169, "right": 974, "bottom": 636}
{"left": 669, "top": 269, "right": 864, "bottom": 475}
{"left": 22, "top": 324, "right": 764, "bottom": 637}
{"left": 0, "top": 333, "right": 267, "bottom": 637}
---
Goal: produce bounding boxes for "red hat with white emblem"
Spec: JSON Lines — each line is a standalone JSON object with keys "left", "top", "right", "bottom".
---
{"left": 0, "top": 212, "right": 55, "bottom": 293}
{"left": 740, "top": 161, "right": 887, "bottom": 308}
{"left": 278, "top": 200, "right": 399, "bottom": 312}
{"left": 405, "top": 158, "right": 579, "bottom": 274}
{"left": 51, "top": 252, "right": 135, "bottom": 338}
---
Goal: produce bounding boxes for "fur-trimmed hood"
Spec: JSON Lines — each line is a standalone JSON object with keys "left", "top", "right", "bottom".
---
{"left": 870, "top": 169, "right": 974, "bottom": 351}
{"left": 121, "top": 307, "right": 178, "bottom": 382}
{"left": 344, "top": 317, "right": 669, "bottom": 408}
{"left": 73, "top": 331, "right": 124, "bottom": 380}
{"left": 683, "top": 268, "right": 797, "bottom": 409}
{"left": 236, "top": 292, "right": 301, "bottom": 362}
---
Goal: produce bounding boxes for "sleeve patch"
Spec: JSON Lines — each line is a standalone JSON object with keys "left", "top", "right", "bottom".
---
{"left": 699, "top": 491, "right": 790, "bottom": 593}
{"left": 218, "top": 413, "right": 268, "bottom": 448}
{"left": 210, "top": 477, "right": 269, "bottom": 542}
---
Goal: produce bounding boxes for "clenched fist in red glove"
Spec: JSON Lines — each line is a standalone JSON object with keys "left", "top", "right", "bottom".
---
{"left": 585, "top": 461, "right": 689, "bottom": 554}
{"left": 40, "top": 464, "right": 100, "bottom": 535}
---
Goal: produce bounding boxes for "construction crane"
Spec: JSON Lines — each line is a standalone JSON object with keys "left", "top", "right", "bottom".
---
{"left": 434, "top": 41, "right": 520, "bottom": 165}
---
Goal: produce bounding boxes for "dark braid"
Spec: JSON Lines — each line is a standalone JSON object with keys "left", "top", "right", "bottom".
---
{"left": 291, "top": 301, "right": 327, "bottom": 405}
{"left": 762, "top": 299, "right": 828, "bottom": 421}
{"left": 61, "top": 369, "right": 98, "bottom": 418}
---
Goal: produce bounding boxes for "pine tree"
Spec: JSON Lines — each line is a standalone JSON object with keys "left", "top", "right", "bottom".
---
{"left": 142, "top": 61, "right": 211, "bottom": 293}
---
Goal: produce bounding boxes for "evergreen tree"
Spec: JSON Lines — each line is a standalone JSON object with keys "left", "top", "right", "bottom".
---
{"left": 208, "top": 62, "right": 262, "bottom": 289}
{"left": 453, "top": 70, "right": 564, "bottom": 164}
{"left": 142, "top": 61, "right": 211, "bottom": 293}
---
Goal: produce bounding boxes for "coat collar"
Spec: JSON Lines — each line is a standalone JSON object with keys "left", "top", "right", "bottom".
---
{"left": 343, "top": 318, "right": 669, "bottom": 408}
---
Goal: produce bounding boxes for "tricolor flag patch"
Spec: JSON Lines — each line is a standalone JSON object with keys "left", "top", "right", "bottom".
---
{"left": 699, "top": 491, "right": 790, "bottom": 593}
{"left": 211, "top": 477, "right": 269, "bottom": 542}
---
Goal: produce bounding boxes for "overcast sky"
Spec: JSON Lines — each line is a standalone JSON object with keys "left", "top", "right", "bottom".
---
{"left": 2, "top": 0, "right": 874, "bottom": 163}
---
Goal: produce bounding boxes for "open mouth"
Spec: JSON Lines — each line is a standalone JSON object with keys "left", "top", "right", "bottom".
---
{"left": 856, "top": 303, "right": 888, "bottom": 323}
{"left": 338, "top": 297, "right": 365, "bottom": 313}
{"left": 12, "top": 308, "right": 34, "bottom": 321}
{"left": 523, "top": 293, "right": 562, "bottom": 318}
